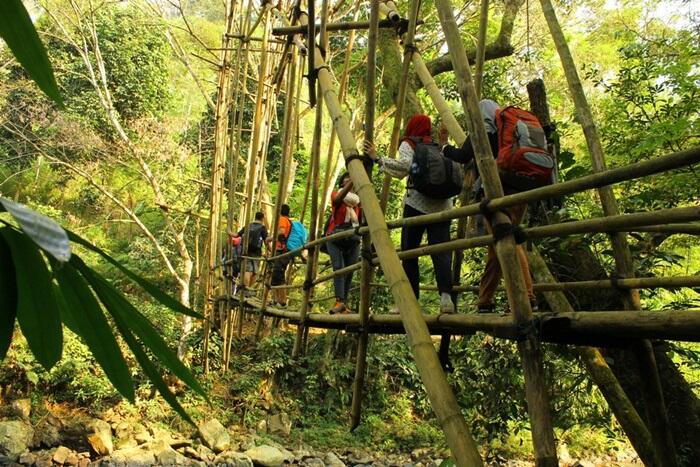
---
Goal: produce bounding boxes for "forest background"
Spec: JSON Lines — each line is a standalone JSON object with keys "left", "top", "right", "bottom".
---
{"left": 0, "top": 0, "right": 698, "bottom": 463}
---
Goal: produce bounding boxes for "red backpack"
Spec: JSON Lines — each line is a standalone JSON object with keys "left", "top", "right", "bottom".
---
{"left": 496, "top": 106, "right": 555, "bottom": 189}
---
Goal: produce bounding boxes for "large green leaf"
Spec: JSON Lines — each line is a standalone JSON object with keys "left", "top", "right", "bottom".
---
{"left": 53, "top": 260, "right": 135, "bottom": 402}
{"left": 110, "top": 316, "right": 194, "bottom": 425}
{"left": 0, "top": 227, "right": 62, "bottom": 369}
{"left": 74, "top": 257, "right": 206, "bottom": 400}
{"left": 66, "top": 230, "right": 202, "bottom": 319}
{"left": 0, "top": 0, "right": 63, "bottom": 105}
{"left": 0, "top": 236, "right": 17, "bottom": 360}
{"left": 0, "top": 198, "right": 71, "bottom": 262}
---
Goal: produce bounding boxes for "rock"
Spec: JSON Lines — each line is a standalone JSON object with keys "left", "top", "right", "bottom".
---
{"left": 213, "top": 450, "right": 255, "bottom": 467}
{"left": 32, "top": 414, "right": 63, "bottom": 448}
{"left": 245, "top": 445, "right": 287, "bottom": 467}
{"left": 323, "top": 452, "right": 346, "bottom": 467}
{"left": 0, "top": 420, "right": 34, "bottom": 461}
{"left": 196, "top": 444, "right": 215, "bottom": 462}
{"left": 266, "top": 412, "right": 292, "bottom": 436}
{"left": 77, "top": 459, "right": 90, "bottom": 467}
{"left": 558, "top": 443, "right": 571, "bottom": 463}
{"left": 573, "top": 462, "right": 595, "bottom": 467}
{"left": 301, "top": 458, "right": 325, "bottom": 467}
{"left": 86, "top": 419, "right": 113, "bottom": 456}
{"left": 10, "top": 399, "right": 31, "bottom": 419}
{"left": 110, "top": 446, "right": 156, "bottom": 465}
{"left": 133, "top": 424, "right": 151, "bottom": 445}
{"left": 197, "top": 419, "right": 230, "bottom": 453}
{"left": 114, "top": 422, "right": 131, "bottom": 440}
{"left": 53, "top": 446, "right": 72, "bottom": 464}
{"left": 18, "top": 452, "right": 36, "bottom": 465}
{"left": 65, "top": 451, "right": 79, "bottom": 466}
{"left": 182, "top": 446, "right": 202, "bottom": 460}
{"left": 155, "top": 445, "right": 188, "bottom": 465}
{"left": 114, "top": 437, "right": 138, "bottom": 450}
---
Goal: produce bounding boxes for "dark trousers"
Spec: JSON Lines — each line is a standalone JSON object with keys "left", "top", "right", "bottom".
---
{"left": 327, "top": 239, "right": 360, "bottom": 301}
{"left": 401, "top": 204, "right": 453, "bottom": 299}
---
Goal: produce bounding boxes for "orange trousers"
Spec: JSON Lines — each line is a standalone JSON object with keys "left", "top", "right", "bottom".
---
{"left": 477, "top": 204, "right": 534, "bottom": 306}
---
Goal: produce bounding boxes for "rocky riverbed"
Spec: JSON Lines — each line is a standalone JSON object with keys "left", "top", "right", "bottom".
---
{"left": 0, "top": 399, "right": 642, "bottom": 467}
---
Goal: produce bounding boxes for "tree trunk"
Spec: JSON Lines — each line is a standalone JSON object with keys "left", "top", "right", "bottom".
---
{"left": 544, "top": 239, "right": 700, "bottom": 465}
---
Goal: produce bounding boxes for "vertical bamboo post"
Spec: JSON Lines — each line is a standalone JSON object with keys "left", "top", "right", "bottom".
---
{"left": 474, "top": 0, "right": 489, "bottom": 98}
{"left": 434, "top": 0, "right": 558, "bottom": 464}
{"left": 538, "top": 0, "right": 677, "bottom": 463}
{"left": 295, "top": 10, "right": 484, "bottom": 462}
{"left": 203, "top": 0, "right": 237, "bottom": 374}
{"left": 378, "top": 0, "right": 421, "bottom": 211}
{"left": 350, "top": 0, "right": 380, "bottom": 430}
{"left": 527, "top": 248, "right": 660, "bottom": 466}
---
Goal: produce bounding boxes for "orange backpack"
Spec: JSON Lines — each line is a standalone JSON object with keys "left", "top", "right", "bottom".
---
{"left": 496, "top": 106, "right": 555, "bottom": 189}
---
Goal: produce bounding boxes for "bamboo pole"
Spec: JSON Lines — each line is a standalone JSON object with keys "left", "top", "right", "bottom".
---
{"left": 272, "top": 18, "right": 420, "bottom": 35}
{"left": 527, "top": 247, "right": 660, "bottom": 465}
{"left": 292, "top": 9, "right": 484, "bottom": 464}
{"left": 539, "top": 0, "right": 678, "bottom": 462}
{"left": 270, "top": 145, "right": 700, "bottom": 262}
{"left": 203, "top": 0, "right": 237, "bottom": 374}
{"left": 411, "top": 52, "right": 466, "bottom": 144}
{"left": 378, "top": 0, "right": 421, "bottom": 211}
{"left": 351, "top": 0, "right": 380, "bottom": 430}
{"left": 309, "top": 205, "right": 700, "bottom": 291}
{"left": 229, "top": 300, "right": 700, "bottom": 343}
{"left": 474, "top": 0, "right": 489, "bottom": 97}
{"left": 434, "top": 0, "right": 557, "bottom": 464}
{"left": 293, "top": 81, "right": 323, "bottom": 357}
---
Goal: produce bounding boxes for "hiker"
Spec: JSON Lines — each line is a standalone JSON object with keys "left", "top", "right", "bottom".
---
{"left": 439, "top": 99, "right": 554, "bottom": 313}
{"left": 364, "top": 114, "right": 463, "bottom": 314}
{"left": 270, "top": 204, "right": 292, "bottom": 307}
{"left": 233, "top": 211, "right": 268, "bottom": 290}
{"left": 326, "top": 172, "right": 361, "bottom": 314}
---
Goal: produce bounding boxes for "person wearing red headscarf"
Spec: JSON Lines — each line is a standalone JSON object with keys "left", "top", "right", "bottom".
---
{"left": 364, "top": 114, "right": 455, "bottom": 314}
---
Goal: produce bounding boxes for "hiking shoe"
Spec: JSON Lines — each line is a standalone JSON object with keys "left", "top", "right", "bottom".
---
{"left": 329, "top": 300, "right": 346, "bottom": 315}
{"left": 440, "top": 293, "right": 455, "bottom": 314}
{"left": 477, "top": 304, "right": 495, "bottom": 314}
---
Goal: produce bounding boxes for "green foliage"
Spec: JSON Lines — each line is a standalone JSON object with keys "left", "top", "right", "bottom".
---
{"left": 0, "top": 0, "right": 63, "bottom": 104}
{"left": 0, "top": 201, "right": 204, "bottom": 423}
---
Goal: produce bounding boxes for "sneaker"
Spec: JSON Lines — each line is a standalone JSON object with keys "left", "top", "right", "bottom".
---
{"left": 329, "top": 300, "right": 346, "bottom": 315}
{"left": 440, "top": 293, "right": 455, "bottom": 314}
{"left": 477, "top": 304, "right": 495, "bottom": 314}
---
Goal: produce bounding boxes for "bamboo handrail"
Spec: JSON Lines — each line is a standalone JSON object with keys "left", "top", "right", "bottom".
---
{"left": 269, "top": 145, "right": 700, "bottom": 261}
{"left": 271, "top": 18, "right": 421, "bottom": 35}
{"left": 307, "top": 206, "right": 700, "bottom": 288}
{"left": 225, "top": 299, "right": 700, "bottom": 344}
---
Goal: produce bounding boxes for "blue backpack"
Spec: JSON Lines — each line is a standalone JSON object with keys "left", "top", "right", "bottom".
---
{"left": 286, "top": 220, "right": 308, "bottom": 254}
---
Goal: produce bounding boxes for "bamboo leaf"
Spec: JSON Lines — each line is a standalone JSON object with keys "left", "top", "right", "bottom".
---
{"left": 0, "top": 236, "right": 17, "bottom": 360}
{"left": 0, "top": 198, "right": 71, "bottom": 262}
{"left": 53, "top": 260, "right": 135, "bottom": 402}
{"left": 0, "top": 0, "right": 63, "bottom": 105}
{"left": 0, "top": 227, "right": 62, "bottom": 369}
{"left": 74, "top": 257, "right": 207, "bottom": 400}
{"left": 66, "top": 229, "right": 201, "bottom": 319}
{"left": 111, "top": 317, "right": 194, "bottom": 425}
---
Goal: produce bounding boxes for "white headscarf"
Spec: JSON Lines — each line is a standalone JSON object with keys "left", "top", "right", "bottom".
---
{"left": 479, "top": 99, "right": 500, "bottom": 134}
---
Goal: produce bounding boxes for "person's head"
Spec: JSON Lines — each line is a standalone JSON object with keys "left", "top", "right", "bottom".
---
{"left": 479, "top": 99, "right": 500, "bottom": 134}
{"left": 338, "top": 172, "right": 351, "bottom": 188}
{"left": 403, "top": 114, "right": 432, "bottom": 144}
{"left": 254, "top": 211, "right": 264, "bottom": 222}
{"left": 281, "top": 204, "right": 290, "bottom": 217}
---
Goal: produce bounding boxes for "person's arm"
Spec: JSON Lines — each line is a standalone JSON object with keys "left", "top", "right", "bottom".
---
{"left": 364, "top": 140, "right": 412, "bottom": 179}
{"left": 442, "top": 137, "right": 475, "bottom": 164}
{"left": 332, "top": 183, "right": 354, "bottom": 206}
